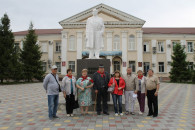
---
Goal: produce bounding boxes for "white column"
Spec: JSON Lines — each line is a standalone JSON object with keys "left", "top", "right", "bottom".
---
{"left": 136, "top": 30, "right": 143, "bottom": 71}
{"left": 180, "top": 40, "right": 186, "bottom": 52}
{"left": 20, "top": 41, "right": 23, "bottom": 50}
{"left": 152, "top": 40, "right": 157, "bottom": 72}
{"left": 61, "top": 31, "right": 68, "bottom": 75}
{"left": 48, "top": 40, "right": 53, "bottom": 68}
{"left": 106, "top": 31, "right": 113, "bottom": 74}
{"left": 106, "top": 31, "right": 113, "bottom": 51}
{"left": 166, "top": 40, "right": 171, "bottom": 73}
{"left": 76, "top": 31, "right": 83, "bottom": 59}
{"left": 121, "top": 31, "right": 128, "bottom": 75}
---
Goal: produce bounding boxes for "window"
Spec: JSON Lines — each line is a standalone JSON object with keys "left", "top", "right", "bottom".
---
{"left": 41, "top": 42, "right": 47, "bottom": 52}
{"left": 128, "top": 35, "right": 135, "bottom": 50}
{"left": 55, "top": 62, "right": 61, "bottom": 73}
{"left": 143, "top": 42, "right": 149, "bottom": 52}
{"left": 114, "top": 61, "right": 120, "bottom": 71}
{"left": 113, "top": 35, "right": 120, "bottom": 50}
{"left": 14, "top": 43, "right": 20, "bottom": 52}
{"left": 188, "top": 62, "right": 194, "bottom": 70}
{"left": 56, "top": 42, "right": 61, "bottom": 52}
{"left": 187, "top": 42, "right": 193, "bottom": 52}
{"left": 69, "top": 61, "right": 75, "bottom": 72}
{"left": 42, "top": 62, "right": 47, "bottom": 72}
{"left": 69, "top": 35, "right": 76, "bottom": 51}
{"left": 144, "top": 62, "right": 150, "bottom": 76}
{"left": 159, "top": 62, "right": 164, "bottom": 72}
{"left": 157, "top": 41, "right": 164, "bottom": 52}
{"left": 172, "top": 41, "right": 178, "bottom": 51}
{"left": 129, "top": 61, "right": 136, "bottom": 72}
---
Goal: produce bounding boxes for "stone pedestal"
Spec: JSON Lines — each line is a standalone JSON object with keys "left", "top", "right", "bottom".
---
{"left": 77, "top": 59, "right": 111, "bottom": 101}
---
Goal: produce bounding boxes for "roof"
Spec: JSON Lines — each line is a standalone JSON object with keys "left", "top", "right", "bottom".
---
{"left": 59, "top": 3, "right": 146, "bottom": 28}
{"left": 13, "top": 28, "right": 195, "bottom": 36}
{"left": 13, "top": 29, "right": 62, "bottom": 36}
{"left": 143, "top": 28, "right": 195, "bottom": 34}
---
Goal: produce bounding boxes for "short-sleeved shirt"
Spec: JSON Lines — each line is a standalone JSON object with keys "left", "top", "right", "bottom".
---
{"left": 146, "top": 75, "right": 160, "bottom": 90}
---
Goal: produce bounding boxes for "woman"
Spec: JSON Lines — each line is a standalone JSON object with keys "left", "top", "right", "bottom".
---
{"left": 76, "top": 69, "right": 93, "bottom": 115}
{"left": 108, "top": 70, "right": 125, "bottom": 116}
{"left": 61, "top": 69, "right": 76, "bottom": 117}
{"left": 135, "top": 70, "right": 147, "bottom": 115}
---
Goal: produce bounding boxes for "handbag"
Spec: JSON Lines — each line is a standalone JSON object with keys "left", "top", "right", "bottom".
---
{"left": 73, "top": 89, "right": 79, "bottom": 109}
{"left": 107, "top": 78, "right": 115, "bottom": 93}
{"left": 73, "top": 100, "right": 79, "bottom": 109}
{"left": 51, "top": 73, "right": 62, "bottom": 92}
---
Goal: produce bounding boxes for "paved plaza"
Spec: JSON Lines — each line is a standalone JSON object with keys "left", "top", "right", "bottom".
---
{"left": 0, "top": 82, "right": 194, "bottom": 130}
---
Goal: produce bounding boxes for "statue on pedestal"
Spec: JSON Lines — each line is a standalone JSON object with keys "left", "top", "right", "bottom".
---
{"left": 86, "top": 8, "right": 105, "bottom": 59}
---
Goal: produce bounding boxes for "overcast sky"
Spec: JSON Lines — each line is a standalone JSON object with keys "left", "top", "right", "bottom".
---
{"left": 1, "top": 0, "right": 195, "bottom": 32}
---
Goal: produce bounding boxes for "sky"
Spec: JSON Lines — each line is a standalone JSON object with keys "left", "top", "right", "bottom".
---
{"left": 0, "top": 0, "right": 195, "bottom": 32}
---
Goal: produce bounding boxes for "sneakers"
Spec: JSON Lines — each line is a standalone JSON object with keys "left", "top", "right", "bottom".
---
{"left": 70, "top": 114, "right": 74, "bottom": 117}
{"left": 120, "top": 113, "right": 123, "bottom": 116}
{"left": 67, "top": 114, "right": 70, "bottom": 117}
{"left": 53, "top": 116, "right": 60, "bottom": 118}
{"left": 125, "top": 111, "right": 129, "bottom": 115}
{"left": 139, "top": 111, "right": 143, "bottom": 115}
{"left": 130, "top": 112, "right": 135, "bottom": 115}
{"left": 115, "top": 113, "right": 118, "bottom": 116}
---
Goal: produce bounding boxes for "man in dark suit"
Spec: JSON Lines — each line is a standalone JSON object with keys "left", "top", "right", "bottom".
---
{"left": 93, "top": 64, "right": 110, "bottom": 115}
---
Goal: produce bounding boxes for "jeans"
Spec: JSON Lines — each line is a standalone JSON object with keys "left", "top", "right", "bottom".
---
{"left": 112, "top": 94, "right": 122, "bottom": 113}
{"left": 48, "top": 95, "right": 59, "bottom": 118}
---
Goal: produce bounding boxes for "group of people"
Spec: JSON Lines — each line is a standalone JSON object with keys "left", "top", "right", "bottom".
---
{"left": 43, "top": 64, "right": 160, "bottom": 120}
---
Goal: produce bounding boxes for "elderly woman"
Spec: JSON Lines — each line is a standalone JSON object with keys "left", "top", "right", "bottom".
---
{"left": 61, "top": 69, "right": 77, "bottom": 117}
{"left": 108, "top": 70, "right": 125, "bottom": 116}
{"left": 135, "top": 70, "right": 147, "bottom": 115}
{"left": 76, "top": 69, "right": 93, "bottom": 115}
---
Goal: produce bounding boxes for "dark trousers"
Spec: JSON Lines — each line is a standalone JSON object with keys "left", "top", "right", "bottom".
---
{"left": 147, "top": 89, "right": 158, "bottom": 116}
{"left": 112, "top": 94, "right": 122, "bottom": 113}
{"left": 137, "top": 91, "right": 145, "bottom": 112}
{"left": 48, "top": 95, "right": 59, "bottom": 118}
{"left": 65, "top": 94, "right": 75, "bottom": 114}
{"left": 96, "top": 88, "right": 108, "bottom": 113}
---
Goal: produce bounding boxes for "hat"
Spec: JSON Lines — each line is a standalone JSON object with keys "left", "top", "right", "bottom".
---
{"left": 99, "top": 64, "right": 104, "bottom": 68}
{"left": 51, "top": 65, "right": 57, "bottom": 69}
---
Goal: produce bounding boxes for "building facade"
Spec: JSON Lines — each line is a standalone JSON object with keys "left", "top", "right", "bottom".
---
{"left": 14, "top": 4, "right": 195, "bottom": 80}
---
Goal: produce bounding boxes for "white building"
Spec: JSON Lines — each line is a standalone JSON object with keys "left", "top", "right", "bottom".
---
{"left": 14, "top": 4, "right": 195, "bottom": 80}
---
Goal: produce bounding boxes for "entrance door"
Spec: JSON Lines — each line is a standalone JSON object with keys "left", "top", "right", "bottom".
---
{"left": 114, "top": 61, "right": 120, "bottom": 72}
{"left": 144, "top": 62, "right": 150, "bottom": 76}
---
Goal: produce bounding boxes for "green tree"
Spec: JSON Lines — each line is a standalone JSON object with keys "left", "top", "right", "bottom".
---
{"left": 0, "top": 14, "right": 16, "bottom": 83}
{"left": 169, "top": 43, "right": 191, "bottom": 82}
{"left": 20, "top": 22, "right": 44, "bottom": 82}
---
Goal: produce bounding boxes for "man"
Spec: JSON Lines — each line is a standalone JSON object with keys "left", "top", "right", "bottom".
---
{"left": 123, "top": 67, "right": 137, "bottom": 115}
{"left": 146, "top": 69, "right": 160, "bottom": 117}
{"left": 86, "top": 8, "right": 105, "bottom": 59}
{"left": 43, "top": 65, "right": 60, "bottom": 120}
{"left": 93, "top": 64, "right": 110, "bottom": 115}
